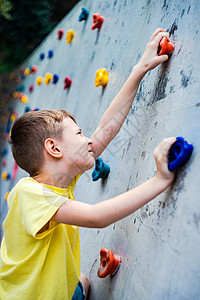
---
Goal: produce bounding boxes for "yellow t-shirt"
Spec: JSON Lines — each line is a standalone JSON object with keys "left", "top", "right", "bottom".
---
{"left": 0, "top": 175, "right": 81, "bottom": 300}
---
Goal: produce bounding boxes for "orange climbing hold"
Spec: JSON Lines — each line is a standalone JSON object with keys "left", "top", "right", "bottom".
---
{"left": 91, "top": 13, "right": 104, "bottom": 30}
{"left": 158, "top": 37, "right": 174, "bottom": 55}
{"left": 97, "top": 248, "right": 121, "bottom": 278}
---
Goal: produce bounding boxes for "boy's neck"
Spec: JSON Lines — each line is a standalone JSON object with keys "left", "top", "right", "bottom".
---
{"left": 32, "top": 169, "right": 78, "bottom": 189}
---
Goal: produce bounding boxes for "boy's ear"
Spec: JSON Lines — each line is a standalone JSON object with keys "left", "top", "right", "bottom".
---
{"left": 44, "top": 138, "right": 63, "bottom": 158}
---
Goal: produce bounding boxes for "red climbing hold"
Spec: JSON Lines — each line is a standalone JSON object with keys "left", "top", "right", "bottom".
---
{"left": 158, "top": 37, "right": 174, "bottom": 55}
{"left": 97, "top": 248, "right": 121, "bottom": 278}
{"left": 64, "top": 77, "right": 72, "bottom": 89}
{"left": 58, "top": 29, "right": 64, "bottom": 40}
{"left": 91, "top": 13, "right": 104, "bottom": 30}
{"left": 28, "top": 84, "right": 34, "bottom": 93}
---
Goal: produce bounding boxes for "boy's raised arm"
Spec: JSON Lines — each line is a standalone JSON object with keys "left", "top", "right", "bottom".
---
{"left": 91, "top": 28, "right": 170, "bottom": 159}
{"left": 52, "top": 138, "right": 176, "bottom": 228}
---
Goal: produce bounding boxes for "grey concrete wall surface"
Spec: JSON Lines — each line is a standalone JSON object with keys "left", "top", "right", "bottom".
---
{"left": 0, "top": 0, "right": 200, "bottom": 299}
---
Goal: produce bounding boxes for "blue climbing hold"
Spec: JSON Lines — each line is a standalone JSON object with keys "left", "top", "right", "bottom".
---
{"left": 52, "top": 74, "right": 59, "bottom": 84}
{"left": 39, "top": 53, "right": 45, "bottom": 61}
{"left": 78, "top": 7, "right": 89, "bottom": 22}
{"left": 1, "top": 148, "right": 9, "bottom": 157}
{"left": 92, "top": 157, "right": 110, "bottom": 181}
{"left": 48, "top": 50, "right": 54, "bottom": 59}
{"left": 168, "top": 137, "right": 193, "bottom": 171}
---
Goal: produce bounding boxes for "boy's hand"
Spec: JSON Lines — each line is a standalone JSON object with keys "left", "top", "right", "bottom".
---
{"left": 154, "top": 137, "right": 177, "bottom": 184}
{"left": 137, "top": 28, "right": 171, "bottom": 72}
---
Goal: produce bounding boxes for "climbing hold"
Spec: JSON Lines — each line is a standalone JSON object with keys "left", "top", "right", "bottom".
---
{"left": 2, "top": 160, "right": 7, "bottom": 167}
{"left": 2, "top": 133, "right": 9, "bottom": 141}
{"left": 66, "top": 30, "right": 75, "bottom": 44}
{"left": 36, "top": 76, "right": 43, "bottom": 85}
{"left": 4, "top": 192, "right": 9, "bottom": 201}
{"left": 92, "top": 157, "right": 110, "bottom": 181}
{"left": 1, "top": 172, "right": 11, "bottom": 180}
{"left": 24, "top": 106, "right": 31, "bottom": 113}
{"left": 10, "top": 112, "right": 18, "bottom": 122}
{"left": 91, "top": 13, "right": 104, "bottom": 30}
{"left": 52, "top": 74, "right": 59, "bottom": 84}
{"left": 98, "top": 248, "right": 121, "bottom": 278}
{"left": 47, "top": 50, "right": 54, "bottom": 59}
{"left": 39, "top": 52, "right": 45, "bottom": 61}
{"left": 95, "top": 68, "right": 109, "bottom": 87}
{"left": 24, "top": 68, "right": 31, "bottom": 76}
{"left": 64, "top": 77, "right": 72, "bottom": 89}
{"left": 78, "top": 7, "right": 89, "bottom": 21}
{"left": 16, "top": 85, "right": 25, "bottom": 92}
{"left": 168, "top": 137, "right": 193, "bottom": 171}
{"left": 57, "top": 29, "right": 64, "bottom": 40}
{"left": 44, "top": 73, "right": 53, "bottom": 85}
{"left": 31, "top": 65, "right": 38, "bottom": 74}
{"left": 19, "top": 68, "right": 25, "bottom": 75}
{"left": 1, "top": 148, "right": 8, "bottom": 157}
{"left": 21, "top": 95, "right": 28, "bottom": 104}
{"left": 158, "top": 37, "right": 174, "bottom": 56}
{"left": 10, "top": 73, "right": 15, "bottom": 80}
{"left": 28, "top": 84, "right": 34, "bottom": 93}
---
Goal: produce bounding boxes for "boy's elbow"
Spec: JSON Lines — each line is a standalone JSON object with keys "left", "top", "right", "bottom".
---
{"left": 88, "top": 206, "right": 109, "bottom": 229}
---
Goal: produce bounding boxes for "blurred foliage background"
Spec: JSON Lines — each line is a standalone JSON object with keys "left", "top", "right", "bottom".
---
{"left": 0, "top": 0, "right": 79, "bottom": 74}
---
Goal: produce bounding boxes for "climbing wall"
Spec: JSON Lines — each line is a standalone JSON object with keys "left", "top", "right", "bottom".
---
{"left": 0, "top": 0, "right": 200, "bottom": 299}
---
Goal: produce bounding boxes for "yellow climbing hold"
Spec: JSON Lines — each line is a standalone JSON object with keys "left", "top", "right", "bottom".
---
{"left": 36, "top": 76, "right": 43, "bottom": 85}
{"left": 66, "top": 30, "right": 75, "bottom": 44}
{"left": 5, "top": 192, "right": 9, "bottom": 201}
{"left": 95, "top": 68, "right": 109, "bottom": 87}
{"left": 44, "top": 73, "right": 53, "bottom": 85}
{"left": 21, "top": 95, "right": 28, "bottom": 103}
{"left": 2, "top": 172, "right": 8, "bottom": 180}
{"left": 24, "top": 68, "right": 31, "bottom": 76}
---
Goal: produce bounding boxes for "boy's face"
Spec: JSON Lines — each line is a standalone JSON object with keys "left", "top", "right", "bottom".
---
{"left": 58, "top": 117, "right": 95, "bottom": 173}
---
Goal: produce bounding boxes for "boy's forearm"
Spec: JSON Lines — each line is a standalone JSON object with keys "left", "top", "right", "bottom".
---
{"left": 91, "top": 64, "right": 147, "bottom": 156}
{"left": 92, "top": 175, "right": 170, "bottom": 228}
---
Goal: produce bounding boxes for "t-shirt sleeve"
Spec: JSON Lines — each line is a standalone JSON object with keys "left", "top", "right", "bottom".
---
{"left": 17, "top": 179, "right": 69, "bottom": 239}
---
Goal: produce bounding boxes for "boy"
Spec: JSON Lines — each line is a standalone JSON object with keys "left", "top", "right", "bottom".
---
{"left": 0, "top": 29, "right": 176, "bottom": 299}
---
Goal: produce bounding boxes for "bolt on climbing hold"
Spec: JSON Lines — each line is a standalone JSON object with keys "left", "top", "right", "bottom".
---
{"left": 20, "top": 95, "right": 28, "bottom": 104}
{"left": 158, "top": 37, "right": 174, "bottom": 56}
{"left": 1, "top": 172, "right": 11, "bottom": 181}
{"left": 39, "top": 52, "right": 45, "bottom": 61}
{"left": 64, "top": 77, "right": 72, "bottom": 89}
{"left": 66, "top": 30, "right": 75, "bottom": 44}
{"left": 36, "top": 76, "right": 43, "bottom": 86}
{"left": 91, "top": 13, "right": 104, "bottom": 30}
{"left": 78, "top": 7, "right": 89, "bottom": 22}
{"left": 47, "top": 50, "right": 54, "bottom": 59}
{"left": 168, "top": 137, "right": 193, "bottom": 171}
{"left": 31, "top": 65, "right": 38, "bottom": 74}
{"left": 97, "top": 248, "right": 121, "bottom": 278}
{"left": 95, "top": 68, "right": 109, "bottom": 87}
{"left": 28, "top": 84, "right": 34, "bottom": 93}
{"left": 92, "top": 157, "right": 110, "bottom": 181}
{"left": 24, "top": 68, "right": 31, "bottom": 77}
{"left": 2, "top": 160, "right": 7, "bottom": 167}
{"left": 57, "top": 29, "right": 64, "bottom": 40}
{"left": 44, "top": 73, "right": 53, "bottom": 85}
{"left": 52, "top": 74, "right": 59, "bottom": 84}
{"left": 4, "top": 192, "right": 9, "bottom": 201}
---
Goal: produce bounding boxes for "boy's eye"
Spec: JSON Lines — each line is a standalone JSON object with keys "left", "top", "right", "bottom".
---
{"left": 77, "top": 131, "right": 82, "bottom": 135}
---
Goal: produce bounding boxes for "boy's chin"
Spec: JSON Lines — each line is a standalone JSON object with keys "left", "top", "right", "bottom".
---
{"left": 85, "top": 158, "right": 95, "bottom": 171}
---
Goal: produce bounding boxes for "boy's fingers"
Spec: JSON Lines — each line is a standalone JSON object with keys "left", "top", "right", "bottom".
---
{"left": 156, "top": 54, "right": 169, "bottom": 64}
{"left": 156, "top": 137, "right": 177, "bottom": 156}
{"left": 149, "top": 28, "right": 166, "bottom": 42}
{"left": 153, "top": 31, "right": 170, "bottom": 46}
